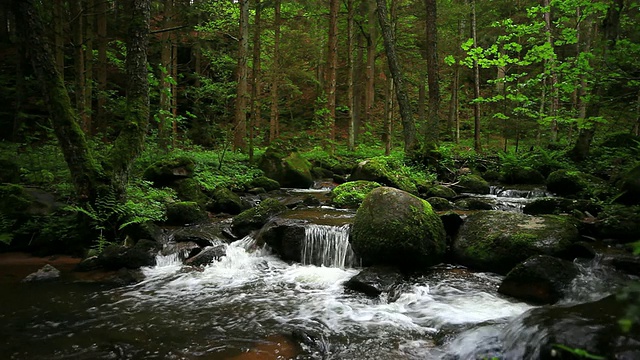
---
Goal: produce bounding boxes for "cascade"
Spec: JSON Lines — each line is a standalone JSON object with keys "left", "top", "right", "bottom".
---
{"left": 301, "top": 224, "right": 357, "bottom": 268}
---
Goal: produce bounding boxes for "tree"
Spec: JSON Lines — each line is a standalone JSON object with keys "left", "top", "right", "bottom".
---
{"left": 376, "top": 0, "right": 416, "bottom": 151}
{"left": 326, "top": 0, "right": 339, "bottom": 151}
{"left": 234, "top": 0, "right": 249, "bottom": 151}
{"left": 269, "top": 0, "right": 281, "bottom": 143}
{"left": 424, "top": 0, "right": 440, "bottom": 144}
{"left": 471, "top": 0, "right": 481, "bottom": 152}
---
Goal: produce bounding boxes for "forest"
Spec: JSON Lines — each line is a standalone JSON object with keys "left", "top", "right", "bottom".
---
{"left": 0, "top": 0, "right": 639, "bottom": 359}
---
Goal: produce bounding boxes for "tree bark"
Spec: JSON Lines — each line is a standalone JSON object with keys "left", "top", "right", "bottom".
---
{"left": 249, "top": 0, "right": 262, "bottom": 161}
{"left": 471, "top": 0, "right": 481, "bottom": 152}
{"left": 424, "top": 0, "right": 440, "bottom": 144}
{"left": 326, "top": 0, "right": 339, "bottom": 152}
{"left": 364, "top": 0, "right": 377, "bottom": 132}
{"left": 376, "top": 0, "right": 416, "bottom": 152}
{"left": 543, "top": 0, "right": 559, "bottom": 143}
{"left": 95, "top": 0, "right": 108, "bottom": 134}
{"left": 384, "top": 73, "right": 394, "bottom": 155}
{"left": 70, "top": 0, "right": 88, "bottom": 133}
{"left": 234, "top": 0, "right": 250, "bottom": 151}
{"left": 84, "top": 0, "right": 94, "bottom": 135}
{"left": 269, "top": 0, "right": 281, "bottom": 144}
{"left": 159, "top": 0, "right": 173, "bottom": 149}
{"left": 53, "top": 0, "right": 65, "bottom": 79}
{"left": 347, "top": 0, "right": 356, "bottom": 151}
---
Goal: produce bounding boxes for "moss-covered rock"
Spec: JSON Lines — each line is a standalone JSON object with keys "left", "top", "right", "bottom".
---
{"left": 498, "top": 255, "right": 579, "bottom": 304}
{"left": 595, "top": 205, "right": 640, "bottom": 241}
{"left": 501, "top": 166, "right": 545, "bottom": 185}
{"left": 97, "top": 239, "right": 159, "bottom": 270}
{"left": 426, "top": 185, "right": 457, "bottom": 199}
{"left": 0, "top": 159, "right": 20, "bottom": 183}
{"left": 523, "top": 197, "right": 602, "bottom": 216}
{"left": 259, "top": 149, "right": 314, "bottom": 188}
{"left": 426, "top": 197, "right": 453, "bottom": 211}
{"left": 143, "top": 156, "right": 195, "bottom": 186}
{"left": 206, "top": 187, "right": 245, "bottom": 215}
{"left": 311, "top": 166, "right": 334, "bottom": 179}
{"left": 457, "top": 174, "right": 490, "bottom": 194}
{"left": 165, "top": 201, "right": 207, "bottom": 225}
{"left": 454, "top": 197, "right": 495, "bottom": 210}
{"left": 331, "top": 181, "right": 381, "bottom": 208}
{"left": 546, "top": 169, "right": 605, "bottom": 198}
{"left": 0, "top": 183, "right": 33, "bottom": 216}
{"left": 351, "top": 187, "right": 446, "bottom": 271}
{"left": 249, "top": 176, "right": 281, "bottom": 191}
{"left": 350, "top": 157, "right": 418, "bottom": 194}
{"left": 453, "top": 211, "right": 579, "bottom": 274}
{"left": 232, "top": 198, "right": 288, "bottom": 237}
{"left": 172, "top": 178, "right": 207, "bottom": 205}
{"left": 616, "top": 163, "right": 640, "bottom": 205}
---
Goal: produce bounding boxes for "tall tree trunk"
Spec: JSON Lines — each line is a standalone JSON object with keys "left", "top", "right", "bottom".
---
{"left": 171, "top": 33, "right": 178, "bottom": 147}
{"left": 269, "top": 0, "right": 281, "bottom": 144}
{"left": 634, "top": 90, "right": 640, "bottom": 136}
{"left": 70, "top": 0, "right": 88, "bottom": 133}
{"left": 53, "top": 0, "right": 65, "bottom": 79}
{"left": 249, "top": 0, "right": 262, "bottom": 162}
{"left": 84, "top": 0, "right": 94, "bottom": 135}
{"left": 364, "top": 0, "right": 377, "bottom": 132}
{"left": 471, "top": 0, "right": 481, "bottom": 152}
{"left": 234, "top": 0, "right": 249, "bottom": 151}
{"left": 448, "top": 63, "right": 459, "bottom": 143}
{"left": 159, "top": 0, "right": 173, "bottom": 149}
{"left": 347, "top": 0, "right": 356, "bottom": 151}
{"left": 418, "top": 73, "right": 426, "bottom": 126}
{"left": 354, "top": 32, "right": 364, "bottom": 144}
{"left": 424, "top": 0, "right": 440, "bottom": 144}
{"left": 110, "top": 0, "right": 151, "bottom": 195}
{"left": 543, "top": 0, "right": 559, "bottom": 143}
{"left": 326, "top": 0, "right": 339, "bottom": 152}
{"left": 384, "top": 73, "right": 394, "bottom": 155}
{"left": 12, "top": 14, "right": 26, "bottom": 141}
{"left": 13, "top": 0, "right": 99, "bottom": 200}
{"left": 376, "top": 0, "right": 416, "bottom": 152}
{"left": 95, "top": 0, "right": 107, "bottom": 134}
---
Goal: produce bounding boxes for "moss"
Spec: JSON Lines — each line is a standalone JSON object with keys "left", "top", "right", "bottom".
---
{"left": 501, "top": 166, "right": 545, "bottom": 184}
{"left": 426, "top": 197, "right": 453, "bottom": 211}
{"left": 206, "top": 187, "right": 244, "bottom": 215}
{"left": 546, "top": 169, "right": 606, "bottom": 199}
{"left": 331, "top": 181, "right": 381, "bottom": 208}
{"left": 172, "top": 178, "right": 207, "bottom": 205}
{"left": 143, "top": 156, "right": 195, "bottom": 185}
{"left": 258, "top": 150, "right": 313, "bottom": 188}
{"left": 165, "top": 201, "right": 207, "bottom": 225}
{"left": 350, "top": 157, "right": 418, "bottom": 194}
{"left": 426, "top": 185, "right": 457, "bottom": 199}
{"left": 232, "top": 198, "right": 287, "bottom": 237}
{"left": 250, "top": 176, "right": 281, "bottom": 191}
{"left": 457, "top": 174, "right": 490, "bottom": 194}
{"left": 0, "top": 184, "right": 32, "bottom": 215}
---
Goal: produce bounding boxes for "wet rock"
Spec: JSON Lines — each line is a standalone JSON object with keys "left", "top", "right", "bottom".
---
{"left": 426, "top": 197, "right": 454, "bottom": 211}
{"left": 173, "top": 223, "right": 227, "bottom": 247}
{"left": 257, "top": 218, "right": 306, "bottom": 262}
{"left": 311, "top": 166, "right": 334, "bottom": 179}
{"left": 205, "top": 187, "right": 246, "bottom": 215}
{"left": 97, "top": 239, "right": 159, "bottom": 270}
{"left": 454, "top": 197, "right": 494, "bottom": 210}
{"left": 350, "top": 157, "right": 417, "bottom": 194}
{"left": 426, "top": 185, "right": 457, "bottom": 199}
{"left": 344, "top": 266, "right": 404, "bottom": 297}
{"left": 165, "top": 201, "right": 207, "bottom": 226}
{"left": 171, "top": 178, "right": 207, "bottom": 205}
{"left": 22, "top": 264, "right": 61, "bottom": 282}
{"left": 457, "top": 174, "right": 490, "bottom": 194}
{"left": 232, "top": 198, "right": 288, "bottom": 238}
{"left": 439, "top": 211, "right": 464, "bottom": 241}
{"left": 249, "top": 176, "right": 281, "bottom": 191}
{"left": 184, "top": 244, "right": 227, "bottom": 266}
{"left": 546, "top": 169, "right": 606, "bottom": 199}
{"left": 161, "top": 241, "right": 201, "bottom": 258}
{"left": 498, "top": 255, "right": 579, "bottom": 304}
{"left": 124, "top": 221, "right": 165, "bottom": 244}
{"left": 523, "top": 197, "right": 602, "bottom": 216}
{"left": 351, "top": 187, "right": 446, "bottom": 271}
{"left": 595, "top": 205, "right": 640, "bottom": 241}
{"left": 453, "top": 211, "right": 580, "bottom": 274}
{"left": 259, "top": 149, "right": 314, "bottom": 188}
{"left": 143, "top": 156, "right": 195, "bottom": 186}
{"left": 502, "top": 295, "right": 640, "bottom": 360}
{"left": 331, "top": 180, "right": 382, "bottom": 209}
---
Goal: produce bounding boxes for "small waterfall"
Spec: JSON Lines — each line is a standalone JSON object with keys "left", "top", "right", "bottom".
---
{"left": 301, "top": 224, "right": 357, "bottom": 268}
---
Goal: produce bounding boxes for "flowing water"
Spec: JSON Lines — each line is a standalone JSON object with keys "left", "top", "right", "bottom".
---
{"left": 463, "top": 185, "right": 552, "bottom": 212}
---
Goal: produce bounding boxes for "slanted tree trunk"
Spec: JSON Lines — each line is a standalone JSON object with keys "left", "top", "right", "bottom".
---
{"left": 424, "top": 0, "right": 440, "bottom": 144}
{"left": 384, "top": 72, "right": 394, "bottom": 155}
{"left": 269, "top": 0, "right": 281, "bottom": 144}
{"left": 249, "top": 0, "right": 262, "bottom": 162}
{"left": 376, "top": 0, "right": 416, "bottom": 151}
{"left": 326, "top": 0, "right": 339, "bottom": 152}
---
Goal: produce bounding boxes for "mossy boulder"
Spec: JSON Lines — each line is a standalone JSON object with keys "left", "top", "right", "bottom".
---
{"left": 457, "top": 174, "right": 490, "bottom": 194}
{"left": 232, "top": 198, "right": 287, "bottom": 237}
{"left": 331, "top": 181, "right": 381, "bottom": 208}
{"left": 426, "top": 197, "right": 453, "bottom": 211}
{"left": 172, "top": 178, "right": 207, "bottom": 205}
{"left": 165, "top": 201, "right": 207, "bottom": 225}
{"left": 0, "top": 183, "right": 33, "bottom": 216}
{"left": 143, "top": 156, "right": 195, "bottom": 186}
{"left": 454, "top": 197, "right": 495, "bottom": 210}
{"left": 595, "top": 205, "right": 640, "bottom": 241}
{"left": 249, "top": 176, "right": 281, "bottom": 191}
{"left": 351, "top": 187, "right": 446, "bottom": 271}
{"left": 523, "top": 197, "right": 602, "bottom": 216}
{"left": 259, "top": 149, "right": 314, "bottom": 188}
{"left": 616, "top": 163, "right": 640, "bottom": 205}
{"left": 97, "top": 239, "right": 159, "bottom": 270}
{"left": 453, "top": 211, "right": 580, "bottom": 274}
{"left": 0, "top": 159, "right": 20, "bottom": 183}
{"left": 206, "top": 187, "right": 245, "bottom": 215}
{"left": 426, "top": 185, "right": 457, "bottom": 199}
{"left": 501, "top": 166, "right": 545, "bottom": 185}
{"left": 350, "top": 157, "right": 418, "bottom": 194}
{"left": 498, "top": 255, "right": 579, "bottom": 304}
{"left": 546, "top": 169, "right": 605, "bottom": 198}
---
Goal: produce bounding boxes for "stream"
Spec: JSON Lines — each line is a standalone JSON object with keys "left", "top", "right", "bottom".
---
{"left": 0, "top": 186, "right": 621, "bottom": 359}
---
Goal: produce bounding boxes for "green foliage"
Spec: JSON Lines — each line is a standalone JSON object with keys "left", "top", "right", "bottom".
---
{"left": 552, "top": 344, "right": 606, "bottom": 359}
{"left": 0, "top": 213, "right": 15, "bottom": 245}
{"left": 332, "top": 181, "right": 382, "bottom": 208}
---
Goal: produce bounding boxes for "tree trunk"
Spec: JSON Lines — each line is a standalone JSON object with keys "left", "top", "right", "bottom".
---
{"left": 543, "top": 0, "right": 559, "bottom": 143}
{"left": 13, "top": 0, "right": 99, "bottom": 200}
{"left": 84, "top": 0, "right": 94, "bottom": 135}
{"left": 53, "top": 0, "right": 65, "bottom": 79}
{"left": 269, "top": 0, "right": 281, "bottom": 144}
{"left": 424, "top": 0, "right": 440, "bottom": 144}
{"left": 110, "top": 0, "right": 151, "bottom": 195}
{"left": 96, "top": 0, "right": 107, "bottom": 134}
{"left": 234, "top": 0, "right": 249, "bottom": 151}
{"left": 171, "top": 34, "right": 178, "bottom": 148}
{"left": 347, "top": 0, "right": 356, "bottom": 151}
{"left": 326, "top": 0, "right": 339, "bottom": 152}
{"left": 376, "top": 0, "right": 416, "bottom": 152}
{"left": 471, "top": 0, "right": 481, "bottom": 152}
{"left": 384, "top": 73, "right": 394, "bottom": 155}
{"left": 249, "top": 0, "right": 262, "bottom": 162}
{"left": 70, "top": 0, "right": 88, "bottom": 133}
{"left": 354, "top": 31, "right": 364, "bottom": 143}
{"left": 159, "top": 0, "right": 173, "bottom": 149}
{"left": 364, "top": 0, "right": 377, "bottom": 132}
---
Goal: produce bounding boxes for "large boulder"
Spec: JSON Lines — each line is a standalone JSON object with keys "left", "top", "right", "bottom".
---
{"left": 453, "top": 211, "right": 579, "bottom": 274}
{"left": 617, "top": 163, "right": 640, "bottom": 205}
{"left": 165, "top": 201, "right": 207, "bottom": 225}
{"left": 205, "top": 187, "right": 245, "bottom": 215}
{"left": 259, "top": 149, "right": 314, "bottom": 188}
{"left": 249, "top": 176, "right": 281, "bottom": 192}
{"left": 331, "top": 180, "right": 381, "bottom": 209}
{"left": 498, "top": 255, "right": 579, "bottom": 304}
{"left": 350, "top": 157, "right": 417, "bottom": 194}
{"left": 184, "top": 244, "right": 227, "bottom": 266}
{"left": 546, "top": 169, "right": 605, "bottom": 198}
{"left": 257, "top": 218, "right": 307, "bottom": 262}
{"left": 172, "top": 178, "right": 207, "bottom": 205}
{"left": 232, "top": 198, "right": 287, "bottom": 237}
{"left": 523, "top": 197, "right": 602, "bottom": 216}
{"left": 344, "top": 266, "right": 404, "bottom": 297}
{"left": 426, "top": 185, "right": 457, "bottom": 199}
{"left": 501, "top": 165, "right": 545, "bottom": 185}
{"left": 457, "top": 174, "right": 490, "bottom": 194}
{"left": 143, "top": 156, "right": 195, "bottom": 186}
{"left": 97, "top": 239, "right": 159, "bottom": 270}
{"left": 351, "top": 187, "right": 446, "bottom": 271}
{"left": 502, "top": 295, "right": 640, "bottom": 359}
